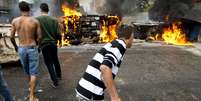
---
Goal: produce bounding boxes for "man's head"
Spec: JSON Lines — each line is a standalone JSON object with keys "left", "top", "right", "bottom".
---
{"left": 40, "top": 3, "right": 49, "bottom": 13}
{"left": 19, "top": 1, "right": 30, "bottom": 12}
{"left": 117, "top": 24, "right": 134, "bottom": 48}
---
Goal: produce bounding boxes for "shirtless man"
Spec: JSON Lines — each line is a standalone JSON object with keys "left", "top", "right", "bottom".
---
{"left": 10, "top": 1, "right": 41, "bottom": 101}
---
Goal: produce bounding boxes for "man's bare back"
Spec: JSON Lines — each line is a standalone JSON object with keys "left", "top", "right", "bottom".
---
{"left": 11, "top": 16, "right": 41, "bottom": 47}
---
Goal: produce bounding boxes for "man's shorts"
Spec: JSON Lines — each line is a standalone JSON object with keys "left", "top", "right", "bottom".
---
{"left": 18, "top": 46, "right": 39, "bottom": 76}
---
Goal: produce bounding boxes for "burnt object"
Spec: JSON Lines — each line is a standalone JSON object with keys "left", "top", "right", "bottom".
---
{"left": 79, "top": 15, "right": 100, "bottom": 38}
{"left": 181, "top": 18, "right": 201, "bottom": 41}
{"left": 132, "top": 22, "right": 161, "bottom": 40}
{"left": 61, "top": 15, "right": 120, "bottom": 44}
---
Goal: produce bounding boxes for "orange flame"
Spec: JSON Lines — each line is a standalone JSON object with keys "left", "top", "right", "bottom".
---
{"left": 60, "top": 5, "right": 120, "bottom": 45}
{"left": 57, "top": 33, "right": 70, "bottom": 47}
{"left": 62, "top": 4, "right": 82, "bottom": 16}
{"left": 162, "top": 21, "right": 192, "bottom": 46}
{"left": 150, "top": 21, "right": 192, "bottom": 46}
{"left": 59, "top": 4, "right": 82, "bottom": 46}
{"left": 99, "top": 16, "right": 120, "bottom": 43}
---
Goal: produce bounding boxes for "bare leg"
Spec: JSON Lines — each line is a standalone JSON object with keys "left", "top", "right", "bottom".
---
{"left": 29, "top": 76, "right": 38, "bottom": 101}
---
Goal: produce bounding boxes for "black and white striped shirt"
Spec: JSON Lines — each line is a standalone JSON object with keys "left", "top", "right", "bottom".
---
{"left": 76, "top": 39, "right": 127, "bottom": 100}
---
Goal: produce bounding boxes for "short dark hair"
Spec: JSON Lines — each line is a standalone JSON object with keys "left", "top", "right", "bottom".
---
{"left": 117, "top": 24, "right": 134, "bottom": 39}
{"left": 19, "top": 1, "right": 30, "bottom": 12}
{"left": 40, "top": 3, "right": 49, "bottom": 12}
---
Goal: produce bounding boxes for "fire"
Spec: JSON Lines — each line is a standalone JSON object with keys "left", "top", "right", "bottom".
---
{"left": 149, "top": 34, "right": 160, "bottom": 41}
{"left": 59, "top": 4, "right": 82, "bottom": 46}
{"left": 162, "top": 21, "right": 192, "bottom": 46}
{"left": 99, "top": 16, "right": 120, "bottom": 43}
{"left": 57, "top": 33, "right": 70, "bottom": 47}
{"left": 62, "top": 4, "right": 82, "bottom": 16}
{"left": 99, "top": 22, "right": 118, "bottom": 43}
{"left": 59, "top": 4, "right": 120, "bottom": 45}
{"left": 151, "top": 21, "right": 192, "bottom": 46}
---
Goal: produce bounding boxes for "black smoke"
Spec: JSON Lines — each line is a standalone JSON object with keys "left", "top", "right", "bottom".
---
{"left": 97, "top": 0, "right": 148, "bottom": 16}
{"left": 149, "top": 0, "right": 194, "bottom": 21}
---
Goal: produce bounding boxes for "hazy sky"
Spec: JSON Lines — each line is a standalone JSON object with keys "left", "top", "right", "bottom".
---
{"left": 19, "top": 0, "right": 34, "bottom": 4}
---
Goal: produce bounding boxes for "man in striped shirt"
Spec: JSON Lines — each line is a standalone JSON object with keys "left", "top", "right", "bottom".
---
{"left": 75, "top": 25, "right": 134, "bottom": 101}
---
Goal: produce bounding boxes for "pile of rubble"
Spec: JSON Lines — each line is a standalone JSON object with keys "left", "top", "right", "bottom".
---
{"left": 0, "top": 37, "right": 19, "bottom": 64}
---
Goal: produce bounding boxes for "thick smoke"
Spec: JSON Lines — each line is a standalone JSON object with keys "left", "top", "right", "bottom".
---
{"left": 97, "top": 0, "right": 147, "bottom": 16}
{"left": 32, "top": 0, "right": 51, "bottom": 17}
{"left": 149, "top": 0, "right": 194, "bottom": 21}
{"left": 8, "top": 0, "right": 53, "bottom": 17}
{"left": 7, "top": 0, "right": 82, "bottom": 21}
{"left": 0, "top": 0, "right": 58, "bottom": 23}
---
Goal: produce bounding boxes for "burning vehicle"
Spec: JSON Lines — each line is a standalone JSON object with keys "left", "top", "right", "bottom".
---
{"left": 58, "top": 4, "right": 121, "bottom": 46}
{"left": 133, "top": 18, "right": 199, "bottom": 46}
{"left": 146, "top": 0, "right": 201, "bottom": 45}
{"left": 148, "top": 19, "right": 193, "bottom": 46}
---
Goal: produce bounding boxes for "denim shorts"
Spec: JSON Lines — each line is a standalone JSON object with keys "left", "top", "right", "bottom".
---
{"left": 18, "top": 46, "right": 39, "bottom": 76}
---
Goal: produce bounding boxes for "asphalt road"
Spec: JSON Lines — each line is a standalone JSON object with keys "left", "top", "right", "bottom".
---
{"left": 1, "top": 43, "right": 201, "bottom": 101}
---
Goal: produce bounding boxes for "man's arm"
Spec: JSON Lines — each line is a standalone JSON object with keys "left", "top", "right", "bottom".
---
{"left": 100, "top": 65, "right": 121, "bottom": 101}
{"left": 10, "top": 20, "right": 18, "bottom": 52}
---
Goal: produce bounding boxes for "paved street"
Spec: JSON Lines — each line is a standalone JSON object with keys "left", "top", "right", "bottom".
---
{"left": 1, "top": 41, "right": 201, "bottom": 101}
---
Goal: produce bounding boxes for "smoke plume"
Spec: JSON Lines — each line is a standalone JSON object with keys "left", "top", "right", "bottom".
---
{"left": 149, "top": 0, "right": 194, "bottom": 21}
{"left": 97, "top": 0, "right": 146, "bottom": 16}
